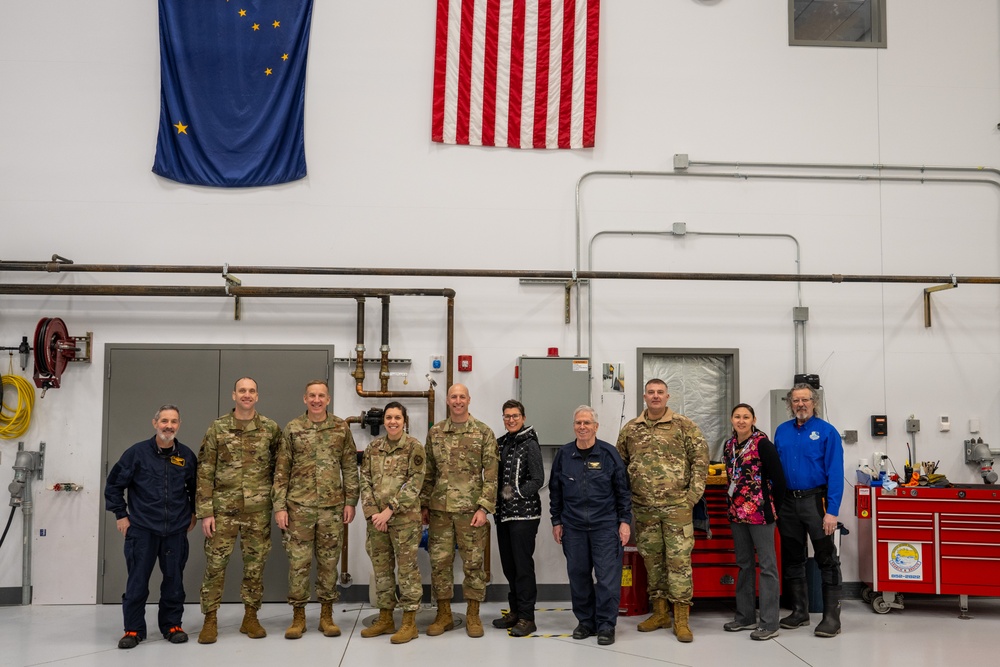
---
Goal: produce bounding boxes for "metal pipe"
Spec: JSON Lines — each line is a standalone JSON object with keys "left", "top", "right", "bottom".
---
{"left": 685, "top": 158, "right": 1000, "bottom": 180}
{"left": 575, "top": 166, "right": 1000, "bottom": 374}
{"left": 380, "top": 297, "right": 390, "bottom": 392}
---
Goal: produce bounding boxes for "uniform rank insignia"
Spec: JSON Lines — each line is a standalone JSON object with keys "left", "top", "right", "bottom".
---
{"left": 170, "top": 456, "right": 186, "bottom": 467}
{"left": 586, "top": 461, "right": 602, "bottom": 470}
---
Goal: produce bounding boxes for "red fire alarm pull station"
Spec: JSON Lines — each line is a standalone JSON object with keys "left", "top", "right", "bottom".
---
{"left": 458, "top": 355, "right": 472, "bottom": 372}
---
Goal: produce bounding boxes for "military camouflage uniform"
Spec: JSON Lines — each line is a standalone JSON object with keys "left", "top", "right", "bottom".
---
{"left": 272, "top": 412, "right": 360, "bottom": 607}
{"left": 616, "top": 408, "right": 709, "bottom": 605}
{"left": 360, "top": 433, "right": 425, "bottom": 612}
{"left": 420, "top": 415, "right": 498, "bottom": 602}
{"left": 196, "top": 410, "right": 282, "bottom": 613}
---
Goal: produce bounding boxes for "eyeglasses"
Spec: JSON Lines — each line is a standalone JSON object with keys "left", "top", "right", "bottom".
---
{"left": 791, "top": 398, "right": 813, "bottom": 405}
{"left": 502, "top": 414, "right": 522, "bottom": 421}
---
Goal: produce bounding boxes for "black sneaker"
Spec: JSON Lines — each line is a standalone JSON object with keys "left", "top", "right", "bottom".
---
{"left": 510, "top": 619, "right": 536, "bottom": 637}
{"left": 597, "top": 628, "right": 615, "bottom": 645}
{"left": 492, "top": 611, "right": 518, "bottom": 629}
{"left": 164, "top": 626, "right": 188, "bottom": 644}
{"left": 571, "top": 624, "right": 594, "bottom": 640}
{"left": 118, "top": 632, "right": 142, "bottom": 649}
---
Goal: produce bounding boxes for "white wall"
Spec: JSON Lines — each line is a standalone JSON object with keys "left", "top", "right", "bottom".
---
{"left": 2, "top": 1, "right": 999, "bottom": 604}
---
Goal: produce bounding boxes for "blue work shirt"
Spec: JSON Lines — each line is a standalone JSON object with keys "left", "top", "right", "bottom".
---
{"left": 774, "top": 416, "right": 844, "bottom": 516}
{"left": 550, "top": 438, "right": 632, "bottom": 530}
{"left": 105, "top": 436, "right": 197, "bottom": 536}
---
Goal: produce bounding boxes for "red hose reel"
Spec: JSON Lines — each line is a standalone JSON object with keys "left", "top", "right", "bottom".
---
{"left": 32, "top": 317, "right": 91, "bottom": 392}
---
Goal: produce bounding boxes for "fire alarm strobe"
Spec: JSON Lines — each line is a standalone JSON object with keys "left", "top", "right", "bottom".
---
{"left": 33, "top": 317, "right": 92, "bottom": 393}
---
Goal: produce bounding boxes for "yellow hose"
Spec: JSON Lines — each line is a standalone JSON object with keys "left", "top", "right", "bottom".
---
{"left": 0, "top": 373, "right": 35, "bottom": 439}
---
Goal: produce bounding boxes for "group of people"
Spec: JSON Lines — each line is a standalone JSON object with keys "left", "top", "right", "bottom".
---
{"left": 103, "top": 376, "right": 843, "bottom": 650}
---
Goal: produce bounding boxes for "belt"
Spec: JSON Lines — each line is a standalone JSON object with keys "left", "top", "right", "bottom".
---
{"left": 788, "top": 486, "right": 826, "bottom": 499}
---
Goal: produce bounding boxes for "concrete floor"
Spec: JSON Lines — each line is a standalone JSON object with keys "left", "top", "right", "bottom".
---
{"left": 2, "top": 596, "right": 997, "bottom": 667}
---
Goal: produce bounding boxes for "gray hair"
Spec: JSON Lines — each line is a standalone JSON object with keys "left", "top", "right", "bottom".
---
{"left": 154, "top": 404, "right": 181, "bottom": 420}
{"left": 573, "top": 405, "right": 599, "bottom": 423}
{"left": 786, "top": 383, "right": 822, "bottom": 418}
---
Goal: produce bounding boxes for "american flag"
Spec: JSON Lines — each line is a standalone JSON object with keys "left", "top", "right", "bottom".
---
{"left": 432, "top": 0, "right": 600, "bottom": 149}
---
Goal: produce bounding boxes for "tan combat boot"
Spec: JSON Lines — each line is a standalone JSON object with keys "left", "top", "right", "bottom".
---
{"left": 465, "top": 599, "right": 484, "bottom": 638}
{"left": 426, "top": 599, "right": 454, "bottom": 636}
{"left": 319, "top": 602, "right": 341, "bottom": 637}
{"left": 637, "top": 598, "right": 672, "bottom": 632}
{"left": 284, "top": 607, "right": 307, "bottom": 640}
{"left": 361, "top": 608, "right": 396, "bottom": 638}
{"left": 391, "top": 610, "right": 419, "bottom": 644}
{"left": 197, "top": 610, "right": 218, "bottom": 644}
{"left": 673, "top": 602, "right": 693, "bottom": 643}
{"left": 240, "top": 605, "right": 267, "bottom": 639}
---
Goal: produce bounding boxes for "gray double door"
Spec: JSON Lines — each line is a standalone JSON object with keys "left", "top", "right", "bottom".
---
{"left": 99, "top": 344, "right": 335, "bottom": 605}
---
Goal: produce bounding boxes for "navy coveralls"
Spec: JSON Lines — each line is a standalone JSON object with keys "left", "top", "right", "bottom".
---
{"left": 105, "top": 437, "right": 197, "bottom": 639}
{"left": 550, "top": 439, "right": 632, "bottom": 633}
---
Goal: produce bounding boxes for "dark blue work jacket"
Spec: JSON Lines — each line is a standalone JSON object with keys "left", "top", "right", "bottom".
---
{"left": 105, "top": 436, "right": 197, "bottom": 536}
{"left": 550, "top": 439, "right": 632, "bottom": 531}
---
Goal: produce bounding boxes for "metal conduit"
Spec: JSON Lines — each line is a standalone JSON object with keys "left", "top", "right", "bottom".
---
{"left": 684, "top": 158, "right": 1000, "bottom": 180}
{"left": 574, "top": 166, "right": 1000, "bottom": 362}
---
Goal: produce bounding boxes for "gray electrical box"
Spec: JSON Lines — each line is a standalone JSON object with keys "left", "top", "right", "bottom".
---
{"left": 517, "top": 356, "right": 591, "bottom": 447}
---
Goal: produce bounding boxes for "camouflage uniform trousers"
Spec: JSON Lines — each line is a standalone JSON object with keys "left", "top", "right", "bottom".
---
{"left": 428, "top": 509, "right": 488, "bottom": 602}
{"left": 634, "top": 504, "right": 695, "bottom": 605}
{"left": 365, "top": 517, "right": 422, "bottom": 612}
{"left": 283, "top": 501, "right": 345, "bottom": 606}
{"left": 200, "top": 510, "right": 272, "bottom": 613}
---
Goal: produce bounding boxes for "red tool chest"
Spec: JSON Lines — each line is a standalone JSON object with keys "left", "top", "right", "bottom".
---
{"left": 693, "top": 482, "right": 780, "bottom": 597}
{"left": 856, "top": 485, "right": 1000, "bottom": 615}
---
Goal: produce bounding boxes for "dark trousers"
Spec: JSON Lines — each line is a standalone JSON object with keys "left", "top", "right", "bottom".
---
{"left": 731, "top": 522, "right": 780, "bottom": 631}
{"left": 497, "top": 518, "right": 540, "bottom": 620}
{"left": 561, "top": 524, "right": 623, "bottom": 633}
{"left": 777, "top": 494, "right": 841, "bottom": 586}
{"left": 122, "top": 526, "right": 189, "bottom": 638}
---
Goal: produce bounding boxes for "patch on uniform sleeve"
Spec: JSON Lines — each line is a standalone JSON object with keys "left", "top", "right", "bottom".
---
{"left": 586, "top": 460, "right": 602, "bottom": 470}
{"left": 170, "top": 456, "right": 186, "bottom": 467}
{"left": 413, "top": 455, "right": 424, "bottom": 467}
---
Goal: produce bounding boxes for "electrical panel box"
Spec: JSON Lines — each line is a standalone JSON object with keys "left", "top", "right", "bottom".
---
{"left": 517, "top": 357, "right": 590, "bottom": 447}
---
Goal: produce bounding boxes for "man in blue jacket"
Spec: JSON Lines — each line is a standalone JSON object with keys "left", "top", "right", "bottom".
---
{"left": 550, "top": 405, "right": 632, "bottom": 646}
{"left": 105, "top": 404, "right": 197, "bottom": 649}
{"left": 774, "top": 383, "right": 844, "bottom": 638}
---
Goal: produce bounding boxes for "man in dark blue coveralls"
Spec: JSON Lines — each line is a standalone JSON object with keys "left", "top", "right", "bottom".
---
{"left": 105, "top": 404, "right": 197, "bottom": 649}
{"left": 550, "top": 405, "right": 632, "bottom": 646}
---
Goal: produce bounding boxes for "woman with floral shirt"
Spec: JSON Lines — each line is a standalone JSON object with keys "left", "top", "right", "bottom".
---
{"left": 722, "top": 403, "right": 786, "bottom": 641}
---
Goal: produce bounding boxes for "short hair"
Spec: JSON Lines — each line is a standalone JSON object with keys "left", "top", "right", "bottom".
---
{"left": 154, "top": 404, "right": 181, "bottom": 420}
{"left": 384, "top": 401, "right": 408, "bottom": 422}
{"left": 645, "top": 378, "right": 668, "bottom": 391}
{"left": 502, "top": 399, "right": 525, "bottom": 417}
{"left": 574, "top": 405, "right": 598, "bottom": 423}
{"left": 234, "top": 376, "right": 258, "bottom": 391}
{"left": 786, "top": 383, "right": 822, "bottom": 418}
{"left": 304, "top": 379, "right": 330, "bottom": 394}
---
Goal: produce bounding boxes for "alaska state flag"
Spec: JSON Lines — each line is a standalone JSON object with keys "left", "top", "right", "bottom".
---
{"left": 152, "top": 0, "right": 313, "bottom": 187}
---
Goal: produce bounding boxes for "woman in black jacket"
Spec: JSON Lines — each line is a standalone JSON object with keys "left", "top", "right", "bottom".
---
{"left": 492, "top": 399, "right": 545, "bottom": 637}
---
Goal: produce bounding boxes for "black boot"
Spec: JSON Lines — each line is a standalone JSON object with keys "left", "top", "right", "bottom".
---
{"left": 814, "top": 585, "right": 842, "bottom": 637}
{"left": 779, "top": 578, "right": 810, "bottom": 629}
